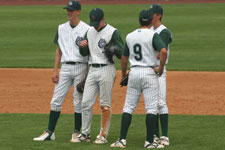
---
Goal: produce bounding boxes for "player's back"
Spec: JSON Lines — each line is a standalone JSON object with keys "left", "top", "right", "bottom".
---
{"left": 126, "top": 28, "right": 158, "bottom": 68}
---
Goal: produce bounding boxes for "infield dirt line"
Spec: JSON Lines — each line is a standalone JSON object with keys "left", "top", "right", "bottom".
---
{"left": 0, "top": 68, "right": 225, "bottom": 115}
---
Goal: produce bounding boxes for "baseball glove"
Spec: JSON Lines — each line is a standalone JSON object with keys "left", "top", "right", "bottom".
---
{"left": 104, "top": 42, "right": 119, "bottom": 64}
{"left": 76, "top": 80, "right": 85, "bottom": 93}
{"left": 120, "top": 74, "right": 129, "bottom": 87}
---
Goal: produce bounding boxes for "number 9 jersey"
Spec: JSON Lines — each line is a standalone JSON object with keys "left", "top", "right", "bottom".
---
{"left": 123, "top": 28, "right": 166, "bottom": 71}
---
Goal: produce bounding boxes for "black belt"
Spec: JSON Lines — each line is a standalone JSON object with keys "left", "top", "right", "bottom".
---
{"left": 65, "top": 62, "right": 81, "bottom": 65}
{"left": 90, "top": 64, "right": 107, "bottom": 68}
{"left": 131, "top": 65, "right": 154, "bottom": 68}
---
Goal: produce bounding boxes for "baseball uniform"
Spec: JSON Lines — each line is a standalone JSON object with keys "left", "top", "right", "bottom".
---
{"left": 149, "top": 4, "right": 172, "bottom": 145}
{"left": 33, "top": 0, "right": 90, "bottom": 142}
{"left": 80, "top": 24, "right": 124, "bottom": 140}
{"left": 78, "top": 8, "right": 124, "bottom": 143}
{"left": 150, "top": 24, "right": 172, "bottom": 114}
{"left": 111, "top": 9, "right": 167, "bottom": 148}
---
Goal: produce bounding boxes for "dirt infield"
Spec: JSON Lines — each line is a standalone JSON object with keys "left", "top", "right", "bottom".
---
{"left": 0, "top": 69, "right": 224, "bottom": 115}
{"left": 0, "top": 0, "right": 225, "bottom": 5}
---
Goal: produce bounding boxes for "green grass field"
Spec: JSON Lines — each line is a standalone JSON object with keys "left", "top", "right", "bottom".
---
{"left": 0, "top": 3, "right": 225, "bottom": 70}
{"left": 1, "top": 3, "right": 225, "bottom": 150}
{"left": 1, "top": 114, "right": 225, "bottom": 150}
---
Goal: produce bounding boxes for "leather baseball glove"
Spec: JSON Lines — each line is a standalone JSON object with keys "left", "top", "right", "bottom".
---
{"left": 120, "top": 74, "right": 129, "bottom": 87}
{"left": 104, "top": 42, "right": 119, "bottom": 64}
{"left": 76, "top": 80, "right": 85, "bottom": 93}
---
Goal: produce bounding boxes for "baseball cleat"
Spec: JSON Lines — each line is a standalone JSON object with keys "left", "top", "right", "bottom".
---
{"left": 144, "top": 141, "right": 164, "bottom": 149}
{"left": 33, "top": 130, "right": 55, "bottom": 141}
{"left": 77, "top": 133, "right": 91, "bottom": 142}
{"left": 110, "top": 139, "right": 126, "bottom": 148}
{"left": 160, "top": 136, "right": 170, "bottom": 146}
{"left": 94, "top": 135, "right": 107, "bottom": 144}
{"left": 70, "top": 131, "right": 80, "bottom": 143}
{"left": 154, "top": 135, "right": 160, "bottom": 144}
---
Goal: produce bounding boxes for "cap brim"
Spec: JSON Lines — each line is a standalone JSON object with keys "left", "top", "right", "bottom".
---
{"left": 90, "top": 21, "right": 100, "bottom": 27}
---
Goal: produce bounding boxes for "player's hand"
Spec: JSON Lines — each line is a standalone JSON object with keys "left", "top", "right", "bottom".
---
{"left": 153, "top": 67, "right": 163, "bottom": 77}
{"left": 80, "top": 40, "right": 88, "bottom": 48}
{"left": 52, "top": 70, "right": 59, "bottom": 83}
{"left": 157, "top": 53, "right": 160, "bottom": 59}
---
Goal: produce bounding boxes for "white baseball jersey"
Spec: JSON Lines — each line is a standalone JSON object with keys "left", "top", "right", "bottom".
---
{"left": 150, "top": 25, "right": 170, "bottom": 64}
{"left": 86, "top": 24, "right": 116, "bottom": 64}
{"left": 58, "top": 21, "right": 90, "bottom": 63}
{"left": 126, "top": 28, "right": 158, "bottom": 73}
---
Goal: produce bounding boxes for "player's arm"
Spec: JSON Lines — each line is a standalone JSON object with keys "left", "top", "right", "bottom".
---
{"left": 159, "top": 29, "right": 172, "bottom": 48}
{"left": 79, "top": 32, "right": 90, "bottom": 56}
{"left": 152, "top": 33, "right": 167, "bottom": 76}
{"left": 52, "top": 30, "right": 62, "bottom": 83}
{"left": 155, "top": 29, "right": 172, "bottom": 59}
{"left": 111, "top": 30, "right": 124, "bottom": 59}
{"left": 158, "top": 48, "right": 167, "bottom": 76}
{"left": 121, "top": 43, "right": 129, "bottom": 78}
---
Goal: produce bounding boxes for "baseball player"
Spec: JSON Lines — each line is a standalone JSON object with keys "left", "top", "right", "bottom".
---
{"left": 149, "top": 4, "right": 172, "bottom": 146}
{"left": 111, "top": 9, "right": 167, "bottom": 149}
{"left": 33, "top": 0, "right": 90, "bottom": 142}
{"left": 77, "top": 8, "right": 124, "bottom": 144}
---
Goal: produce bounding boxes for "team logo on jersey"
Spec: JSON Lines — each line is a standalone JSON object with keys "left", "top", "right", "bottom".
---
{"left": 75, "top": 36, "right": 83, "bottom": 46}
{"left": 98, "top": 38, "right": 107, "bottom": 48}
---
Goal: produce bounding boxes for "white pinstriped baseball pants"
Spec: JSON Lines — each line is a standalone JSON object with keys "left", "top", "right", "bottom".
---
{"left": 158, "top": 67, "right": 168, "bottom": 114}
{"left": 51, "top": 63, "right": 88, "bottom": 112}
{"left": 123, "top": 67, "right": 161, "bottom": 115}
{"left": 81, "top": 64, "right": 116, "bottom": 136}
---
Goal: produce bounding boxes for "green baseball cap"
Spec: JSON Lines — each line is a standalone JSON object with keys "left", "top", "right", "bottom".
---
{"left": 149, "top": 4, "right": 163, "bottom": 15}
{"left": 89, "top": 8, "right": 104, "bottom": 27}
{"left": 139, "top": 9, "right": 153, "bottom": 22}
{"left": 63, "top": 0, "right": 81, "bottom": 11}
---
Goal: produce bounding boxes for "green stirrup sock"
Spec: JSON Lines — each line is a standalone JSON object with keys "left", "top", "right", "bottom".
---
{"left": 146, "top": 114, "right": 157, "bottom": 143}
{"left": 48, "top": 110, "right": 60, "bottom": 132}
{"left": 74, "top": 112, "right": 82, "bottom": 132}
{"left": 120, "top": 113, "right": 132, "bottom": 140}
{"left": 154, "top": 114, "right": 160, "bottom": 138}
{"left": 160, "top": 114, "right": 168, "bottom": 137}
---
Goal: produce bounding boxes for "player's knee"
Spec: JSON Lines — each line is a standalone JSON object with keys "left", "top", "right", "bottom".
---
{"left": 158, "top": 105, "right": 168, "bottom": 114}
{"left": 146, "top": 106, "right": 158, "bottom": 115}
{"left": 101, "top": 106, "right": 111, "bottom": 120}
{"left": 74, "top": 107, "right": 82, "bottom": 113}
{"left": 123, "top": 107, "right": 135, "bottom": 115}
{"left": 100, "top": 106, "right": 111, "bottom": 112}
{"left": 73, "top": 102, "right": 82, "bottom": 113}
{"left": 82, "top": 100, "right": 92, "bottom": 109}
{"left": 50, "top": 100, "right": 62, "bottom": 111}
{"left": 51, "top": 105, "right": 62, "bottom": 112}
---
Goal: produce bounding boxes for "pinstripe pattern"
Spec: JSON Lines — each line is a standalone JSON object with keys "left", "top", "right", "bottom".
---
{"left": 122, "top": 28, "right": 161, "bottom": 115}
{"left": 158, "top": 68, "right": 168, "bottom": 114}
{"left": 87, "top": 25, "right": 116, "bottom": 64}
{"left": 123, "top": 67, "right": 159, "bottom": 115}
{"left": 58, "top": 21, "right": 89, "bottom": 63}
{"left": 81, "top": 64, "right": 116, "bottom": 136}
{"left": 51, "top": 63, "right": 88, "bottom": 112}
{"left": 150, "top": 25, "right": 170, "bottom": 115}
{"left": 51, "top": 20, "right": 90, "bottom": 113}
